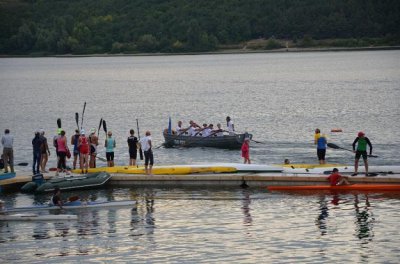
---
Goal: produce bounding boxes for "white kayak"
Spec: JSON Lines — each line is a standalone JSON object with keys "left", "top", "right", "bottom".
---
{"left": 5, "top": 200, "right": 136, "bottom": 213}
{"left": 214, "top": 163, "right": 284, "bottom": 173}
{"left": 0, "top": 213, "right": 77, "bottom": 221}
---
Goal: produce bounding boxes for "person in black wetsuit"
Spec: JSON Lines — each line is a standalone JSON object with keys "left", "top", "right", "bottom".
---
{"left": 127, "top": 129, "right": 138, "bottom": 166}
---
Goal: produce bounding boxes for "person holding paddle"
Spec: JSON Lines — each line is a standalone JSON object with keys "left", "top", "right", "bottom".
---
{"left": 127, "top": 129, "right": 139, "bottom": 166}
{"left": 352, "top": 131, "right": 373, "bottom": 176}
{"left": 78, "top": 129, "right": 89, "bottom": 174}
{"left": 71, "top": 129, "right": 80, "bottom": 170}
{"left": 105, "top": 131, "right": 116, "bottom": 167}
{"left": 314, "top": 131, "right": 327, "bottom": 165}
{"left": 89, "top": 128, "right": 99, "bottom": 168}
{"left": 140, "top": 131, "right": 153, "bottom": 175}
{"left": 40, "top": 130, "right": 50, "bottom": 173}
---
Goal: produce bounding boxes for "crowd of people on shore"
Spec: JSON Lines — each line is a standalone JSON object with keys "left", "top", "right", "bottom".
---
{"left": 0, "top": 127, "right": 154, "bottom": 176}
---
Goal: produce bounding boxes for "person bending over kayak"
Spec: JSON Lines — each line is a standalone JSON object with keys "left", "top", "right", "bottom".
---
{"left": 352, "top": 131, "right": 373, "bottom": 176}
{"left": 327, "top": 168, "right": 350, "bottom": 186}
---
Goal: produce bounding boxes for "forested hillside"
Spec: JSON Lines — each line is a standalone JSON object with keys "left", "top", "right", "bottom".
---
{"left": 0, "top": 0, "right": 399, "bottom": 55}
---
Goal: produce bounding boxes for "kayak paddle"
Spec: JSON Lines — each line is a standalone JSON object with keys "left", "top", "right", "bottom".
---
{"left": 327, "top": 143, "right": 378, "bottom": 158}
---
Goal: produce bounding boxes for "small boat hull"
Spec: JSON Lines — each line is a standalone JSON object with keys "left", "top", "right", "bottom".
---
{"left": 5, "top": 200, "right": 136, "bottom": 213}
{"left": 0, "top": 172, "right": 16, "bottom": 181}
{"left": 163, "top": 133, "right": 252, "bottom": 149}
{"left": 34, "top": 172, "right": 111, "bottom": 193}
{"left": 0, "top": 213, "right": 77, "bottom": 221}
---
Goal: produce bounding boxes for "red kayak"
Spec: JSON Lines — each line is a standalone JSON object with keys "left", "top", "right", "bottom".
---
{"left": 267, "top": 184, "right": 400, "bottom": 192}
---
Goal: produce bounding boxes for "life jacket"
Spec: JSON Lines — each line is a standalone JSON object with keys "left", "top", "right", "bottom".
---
{"left": 79, "top": 136, "right": 89, "bottom": 153}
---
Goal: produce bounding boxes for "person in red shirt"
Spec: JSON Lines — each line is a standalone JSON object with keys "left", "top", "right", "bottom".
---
{"left": 241, "top": 138, "right": 251, "bottom": 164}
{"left": 327, "top": 168, "right": 350, "bottom": 186}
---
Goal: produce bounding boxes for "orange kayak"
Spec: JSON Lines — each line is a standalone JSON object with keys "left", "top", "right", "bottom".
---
{"left": 267, "top": 184, "right": 400, "bottom": 192}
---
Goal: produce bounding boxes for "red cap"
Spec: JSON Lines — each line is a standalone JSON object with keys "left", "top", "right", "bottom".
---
{"left": 358, "top": 131, "right": 365, "bottom": 137}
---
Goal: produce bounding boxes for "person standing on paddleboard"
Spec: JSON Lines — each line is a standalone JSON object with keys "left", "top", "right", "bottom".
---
{"left": 1, "top": 129, "right": 14, "bottom": 173}
{"left": 140, "top": 131, "right": 153, "bottom": 175}
{"left": 352, "top": 131, "right": 373, "bottom": 176}
{"left": 127, "top": 129, "right": 138, "bottom": 166}
{"left": 105, "top": 131, "right": 116, "bottom": 167}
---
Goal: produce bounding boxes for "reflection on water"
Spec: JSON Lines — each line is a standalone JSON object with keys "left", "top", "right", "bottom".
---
{"left": 315, "top": 192, "right": 376, "bottom": 241}
{"left": 1, "top": 187, "right": 400, "bottom": 262}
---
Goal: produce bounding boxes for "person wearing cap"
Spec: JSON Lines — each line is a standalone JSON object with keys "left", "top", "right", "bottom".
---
{"left": 71, "top": 129, "right": 80, "bottom": 170}
{"left": 88, "top": 128, "right": 99, "bottom": 168}
{"left": 327, "top": 168, "right": 350, "bottom": 186}
{"left": 241, "top": 137, "right": 251, "bottom": 164}
{"left": 140, "top": 131, "right": 153, "bottom": 175}
{"left": 352, "top": 131, "right": 373, "bottom": 176}
{"left": 32, "top": 130, "right": 44, "bottom": 175}
{"left": 1, "top": 129, "right": 14, "bottom": 173}
{"left": 316, "top": 133, "right": 327, "bottom": 164}
{"left": 40, "top": 129, "right": 50, "bottom": 173}
{"left": 105, "top": 131, "right": 116, "bottom": 167}
{"left": 78, "top": 129, "right": 89, "bottom": 174}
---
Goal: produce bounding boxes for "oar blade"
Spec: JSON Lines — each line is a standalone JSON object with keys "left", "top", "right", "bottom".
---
{"left": 102, "top": 120, "right": 107, "bottom": 133}
{"left": 327, "top": 143, "right": 340, "bottom": 149}
{"left": 57, "top": 118, "right": 62, "bottom": 129}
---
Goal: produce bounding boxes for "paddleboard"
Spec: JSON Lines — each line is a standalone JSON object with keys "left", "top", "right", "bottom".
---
{"left": 0, "top": 172, "right": 16, "bottom": 181}
{"left": 116, "top": 165, "right": 237, "bottom": 175}
{"left": 279, "top": 163, "right": 346, "bottom": 169}
{"left": 214, "top": 163, "right": 284, "bottom": 173}
{"left": 71, "top": 167, "right": 120, "bottom": 174}
{"left": 267, "top": 184, "right": 400, "bottom": 192}
{"left": 5, "top": 200, "right": 136, "bottom": 213}
{"left": 0, "top": 213, "right": 78, "bottom": 221}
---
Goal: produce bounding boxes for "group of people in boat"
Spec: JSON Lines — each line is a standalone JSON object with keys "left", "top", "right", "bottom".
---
{"left": 168, "top": 116, "right": 236, "bottom": 137}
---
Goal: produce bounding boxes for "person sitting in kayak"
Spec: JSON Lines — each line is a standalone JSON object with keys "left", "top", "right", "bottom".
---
{"left": 51, "top": 187, "right": 63, "bottom": 209}
{"left": 327, "top": 168, "right": 350, "bottom": 186}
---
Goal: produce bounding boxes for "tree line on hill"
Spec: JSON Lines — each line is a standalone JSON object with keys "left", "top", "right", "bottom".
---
{"left": 0, "top": 0, "right": 399, "bottom": 55}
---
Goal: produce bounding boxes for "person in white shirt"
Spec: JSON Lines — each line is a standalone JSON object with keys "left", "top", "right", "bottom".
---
{"left": 140, "top": 131, "right": 153, "bottom": 175}
{"left": 175, "top": 121, "right": 185, "bottom": 134}
{"left": 1, "top": 129, "right": 14, "bottom": 173}
{"left": 226, "top": 116, "right": 235, "bottom": 135}
{"left": 213, "top": 123, "right": 225, "bottom": 137}
{"left": 202, "top": 124, "right": 212, "bottom": 137}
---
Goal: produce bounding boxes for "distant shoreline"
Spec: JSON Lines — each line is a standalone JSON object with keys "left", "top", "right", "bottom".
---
{"left": 1, "top": 45, "right": 399, "bottom": 58}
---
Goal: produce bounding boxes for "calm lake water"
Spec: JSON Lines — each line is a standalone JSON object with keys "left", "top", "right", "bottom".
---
{"left": 1, "top": 50, "right": 400, "bottom": 262}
